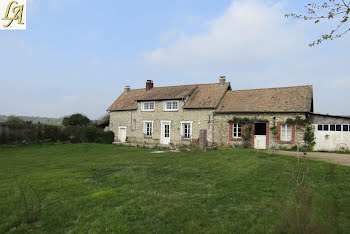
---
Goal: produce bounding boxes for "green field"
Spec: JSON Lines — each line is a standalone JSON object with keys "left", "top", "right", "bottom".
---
{"left": 1, "top": 144, "right": 350, "bottom": 233}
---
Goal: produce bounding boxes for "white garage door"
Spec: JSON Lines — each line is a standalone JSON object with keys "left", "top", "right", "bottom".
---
{"left": 314, "top": 124, "right": 350, "bottom": 151}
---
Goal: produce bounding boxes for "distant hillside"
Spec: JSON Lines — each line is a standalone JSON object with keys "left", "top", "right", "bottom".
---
{"left": 0, "top": 115, "right": 63, "bottom": 124}
{"left": 0, "top": 115, "right": 7, "bottom": 122}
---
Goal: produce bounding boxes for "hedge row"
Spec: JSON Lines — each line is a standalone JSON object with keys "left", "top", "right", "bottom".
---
{"left": 0, "top": 122, "right": 114, "bottom": 144}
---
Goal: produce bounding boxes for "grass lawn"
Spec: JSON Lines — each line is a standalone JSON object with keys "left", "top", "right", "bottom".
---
{"left": 1, "top": 144, "right": 350, "bottom": 233}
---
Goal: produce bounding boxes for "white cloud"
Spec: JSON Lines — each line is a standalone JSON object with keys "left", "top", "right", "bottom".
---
{"left": 139, "top": 0, "right": 350, "bottom": 115}
{"left": 143, "top": 0, "right": 306, "bottom": 69}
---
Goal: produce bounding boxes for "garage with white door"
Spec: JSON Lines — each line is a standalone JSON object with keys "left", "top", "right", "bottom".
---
{"left": 311, "top": 114, "right": 350, "bottom": 151}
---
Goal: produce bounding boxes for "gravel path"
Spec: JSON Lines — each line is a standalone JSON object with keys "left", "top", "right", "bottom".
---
{"left": 277, "top": 151, "right": 350, "bottom": 166}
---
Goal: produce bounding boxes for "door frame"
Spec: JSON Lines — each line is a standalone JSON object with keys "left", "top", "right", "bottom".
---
{"left": 118, "top": 126, "right": 127, "bottom": 143}
{"left": 252, "top": 122, "right": 269, "bottom": 149}
{"left": 160, "top": 120, "right": 171, "bottom": 144}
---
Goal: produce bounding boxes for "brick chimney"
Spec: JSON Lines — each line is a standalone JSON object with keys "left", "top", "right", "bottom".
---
{"left": 124, "top": 86, "right": 130, "bottom": 93}
{"left": 146, "top": 80, "right": 154, "bottom": 91}
{"left": 219, "top": 76, "right": 226, "bottom": 87}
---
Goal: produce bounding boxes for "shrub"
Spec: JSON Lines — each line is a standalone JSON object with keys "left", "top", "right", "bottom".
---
{"left": 304, "top": 125, "right": 316, "bottom": 151}
{"left": 290, "top": 145, "right": 298, "bottom": 151}
{"left": 0, "top": 122, "right": 114, "bottom": 145}
{"left": 177, "top": 144, "right": 189, "bottom": 152}
{"left": 42, "top": 125, "right": 64, "bottom": 142}
{"left": 189, "top": 143, "right": 198, "bottom": 151}
{"left": 63, "top": 126, "right": 114, "bottom": 144}
{"left": 62, "top": 113, "right": 91, "bottom": 127}
{"left": 242, "top": 141, "right": 252, "bottom": 149}
{"left": 101, "top": 131, "right": 114, "bottom": 144}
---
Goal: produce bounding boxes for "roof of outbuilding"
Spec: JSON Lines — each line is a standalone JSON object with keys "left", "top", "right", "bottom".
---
{"left": 310, "top": 113, "right": 350, "bottom": 119}
{"left": 216, "top": 85, "right": 313, "bottom": 113}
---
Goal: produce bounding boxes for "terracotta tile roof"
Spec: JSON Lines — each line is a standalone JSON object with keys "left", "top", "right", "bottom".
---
{"left": 183, "top": 83, "right": 230, "bottom": 109}
{"left": 107, "top": 89, "right": 146, "bottom": 111}
{"left": 136, "top": 84, "right": 198, "bottom": 101}
{"left": 216, "top": 85, "right": 313, "bottom": 113}
{"left": 107, "top": 83, "right": 230, "bottom": 111}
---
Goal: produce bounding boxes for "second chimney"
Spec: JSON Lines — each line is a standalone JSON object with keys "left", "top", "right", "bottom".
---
{"left": 146, "top": 80, "right": 154, "bottom": 91}
{"left": 124, "top": 86, "right": 130, "bottom": 93}
{"left": 219, "top": 76, "right": 226, "bottom": 87}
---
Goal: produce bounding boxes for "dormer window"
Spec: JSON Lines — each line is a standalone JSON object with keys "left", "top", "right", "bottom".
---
{"left": 141, "top": 102, "right": 155, "bottom": 111}
{"left": 164, "top": 101, "right": 179, "bottom": 111}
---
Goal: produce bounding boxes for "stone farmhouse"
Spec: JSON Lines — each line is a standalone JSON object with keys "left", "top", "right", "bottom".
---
{"left": 108, "top": 77, "right": 320, "bottom": 150}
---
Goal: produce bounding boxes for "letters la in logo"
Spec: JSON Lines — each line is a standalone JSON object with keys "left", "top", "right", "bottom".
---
{"left": 0, "top": 0, "right": 26, "bottom": 30}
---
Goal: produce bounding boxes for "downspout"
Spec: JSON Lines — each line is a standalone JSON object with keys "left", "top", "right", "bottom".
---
{"left": 130, "top": 111, "right": 134, "bottom": 131}
{"left": 212, "top": 112, "right": 215, "bottom": 146}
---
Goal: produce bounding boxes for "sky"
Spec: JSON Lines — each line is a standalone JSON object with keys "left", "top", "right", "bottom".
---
{"left": 0, "top": 0, "right": 349, "bottom": 119}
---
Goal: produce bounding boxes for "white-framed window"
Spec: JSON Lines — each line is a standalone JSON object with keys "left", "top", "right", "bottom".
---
{"left": 143, "top": 121, "right": 154, "bottom": 138}
{"left": 280, "top": 124, "right": 292, "bottom": 141}
{"left": 232, "top": 123, "right": 242, "bottom": 138}
{"left": 164, "top": 100, "right": 179, "bottom": 111}
{"left": 141, "top": 102, "right": 155, "bottom": 111}
{"left": 180, "top": 121, "right": 193, "bottom": 140}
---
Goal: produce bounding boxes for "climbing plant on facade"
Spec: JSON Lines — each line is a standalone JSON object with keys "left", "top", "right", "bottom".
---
{"left": 286, "top": 116, "right": 316, "bottom": 150}
{"left": 228, "top": 117, "right": 268, "bottom": 148}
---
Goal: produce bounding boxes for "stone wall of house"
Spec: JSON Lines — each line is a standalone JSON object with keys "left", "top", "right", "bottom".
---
{"left": 109, "top": 110, "right": 136, "bottom": 142}
{"left": 213, "top": 113, "right": 307, "bottom": 148}
{"left": 109, "top": 100, "right": 215, "bottom": 146}
{"left": 110, "top": 105, "right": 309, "bottom": 149}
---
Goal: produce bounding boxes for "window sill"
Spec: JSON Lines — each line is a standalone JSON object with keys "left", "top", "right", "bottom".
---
{"left": 164, "top": 109, "right": 179, "bottom": 112}
{"left": 278, "top": 140, "right": 293, "bottom": 144}
{"left": 230, "top": 138, "right": 243, "bottom": 141}
{"left": 141, "top": 110, "right": 155, "bottom": 112}
{"left": 144, "top": 135, "right": 153, "bottom": 139}
{"left": 181, "top": 137, "right": 192, "bottom": 141}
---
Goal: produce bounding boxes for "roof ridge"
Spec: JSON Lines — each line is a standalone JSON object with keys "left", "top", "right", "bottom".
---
{"left": 127, "top": 82, "right": 231, "bottom": 91}
{"left": 229, "top": 85, "right": 313, "bottom": 92}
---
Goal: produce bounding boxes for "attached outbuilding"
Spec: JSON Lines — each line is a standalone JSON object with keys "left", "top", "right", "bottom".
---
{"left": 214, "top": 85, "right": 314, "bottom": 149}
{"left": 310, "top": 113, "right": 350, "bottom": 151}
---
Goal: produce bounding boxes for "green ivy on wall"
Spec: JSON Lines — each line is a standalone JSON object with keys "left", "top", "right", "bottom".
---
{"left": 227, "top": 117, "right": 268, "bottom": 149}
{"left": 270, "top": 125, "right": 278, "bottom": 140}
{"left": 286, "top": 116, "right": 315, "bottom": 150}
{"left": 227, "top": 117, "right": 268, "bottom": 124}
{"left": 286, "top": 115, "right": 310, "bottom": 129}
